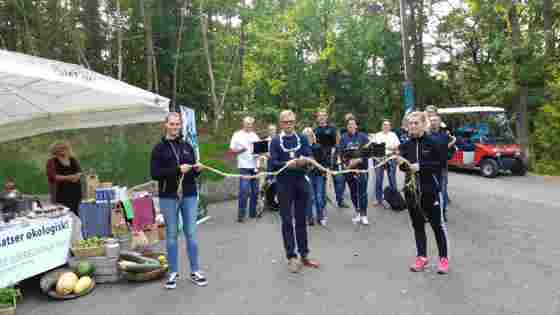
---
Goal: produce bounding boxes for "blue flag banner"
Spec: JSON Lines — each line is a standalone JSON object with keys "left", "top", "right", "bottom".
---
{"left": 180, "top": 106, "right": 199, "bottom": 161}
{"left": 403, "top": 81, "right": 415, "bottom": 114}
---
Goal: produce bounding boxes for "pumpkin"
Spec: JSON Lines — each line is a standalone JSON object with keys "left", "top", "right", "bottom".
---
{"left": 55, "top": 272, "right": 79, "bottom": 296}
{"left": 73, "top": 276, "right": 92, "bottom": 294}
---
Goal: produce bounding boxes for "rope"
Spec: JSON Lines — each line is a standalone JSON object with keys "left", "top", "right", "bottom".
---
{"left": 195, "top": 155, "right": 406, "bottom": 179}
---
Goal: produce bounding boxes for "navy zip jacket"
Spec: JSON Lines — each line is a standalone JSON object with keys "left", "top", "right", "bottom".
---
{"left": 398, "top": 133, "right": 446, "bottom": 194}
{"left": 269, "top": 132, "right": 312, "bottom": 179}
{"left": 338, "top": 131, "right": 370, "bottom": 170}
{"left": 151, "top": 137, "right": 200, "bottom": 198}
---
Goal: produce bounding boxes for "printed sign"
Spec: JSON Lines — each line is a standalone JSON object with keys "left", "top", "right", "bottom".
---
{"left": 0, "top": 215, "right": 72, "bottom": 288}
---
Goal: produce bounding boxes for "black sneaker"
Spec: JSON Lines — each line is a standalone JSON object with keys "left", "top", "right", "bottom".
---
{"left": 190, "top": 271, "right": 208, "bottom": 287}
{"left": 165, "top": 272, "right": 178, "bottom": 289}
{"left": 338, "top": 201, "right": 350, "bottom": 208}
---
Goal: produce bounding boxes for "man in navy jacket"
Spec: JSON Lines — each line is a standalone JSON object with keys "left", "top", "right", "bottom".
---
{"left": 270, "top": 110, "right": 320, "bottom": 273}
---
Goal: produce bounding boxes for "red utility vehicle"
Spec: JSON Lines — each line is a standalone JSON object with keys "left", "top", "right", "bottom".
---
{"left": 438, "top": 106, "right": 527, "bottom": 178}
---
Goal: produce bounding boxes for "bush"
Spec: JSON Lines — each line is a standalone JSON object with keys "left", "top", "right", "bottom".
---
{"left": 0, "top": 153, "right": 49, "bottom": 194}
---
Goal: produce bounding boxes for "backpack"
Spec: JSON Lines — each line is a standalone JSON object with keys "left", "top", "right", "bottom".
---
{"left": 384, "top": 186, "right": 406, "bottom": 211}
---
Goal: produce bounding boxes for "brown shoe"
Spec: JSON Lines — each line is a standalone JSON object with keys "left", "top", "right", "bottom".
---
{"left": 288, "top": 258, "right": 302, "bottom": 273}
{"left": 301, "top": 257, "right": 320, "bottom": 269}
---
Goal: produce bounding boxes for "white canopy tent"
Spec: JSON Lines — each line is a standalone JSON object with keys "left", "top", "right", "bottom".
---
{"left": 0, "top": 49, "right": 169, "bottom": 143}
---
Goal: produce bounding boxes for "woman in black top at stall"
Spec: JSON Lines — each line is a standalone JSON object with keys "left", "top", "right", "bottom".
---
{"left": 46, "top": 141, "right": 83, "bottom": 215}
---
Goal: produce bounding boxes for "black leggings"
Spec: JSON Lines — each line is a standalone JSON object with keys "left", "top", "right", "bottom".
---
{"left": 345, "top": 173, "right": 368, "bottom": 215}
{"left": 405, "top": 190, "right": 448, "bottom": 258}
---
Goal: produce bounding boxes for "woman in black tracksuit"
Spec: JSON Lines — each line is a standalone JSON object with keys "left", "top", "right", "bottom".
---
{"left": 398, "top": 112, "right": 449, "bottom": 274}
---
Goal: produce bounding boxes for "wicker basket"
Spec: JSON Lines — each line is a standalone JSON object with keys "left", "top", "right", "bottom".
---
{"left": 71, "top": 246, "right": 105, "bottom": 258}
{"left": 157, "top": 225, "right": 166, "bottom": 240}
{"left": 68, "top": 257, "right": 118, "bottom": 276}
{"left": 0, "top": 306, "right": 15, "bottom": 315}
{"left": 122, "top": 268, "right": 166, "bottom": 282}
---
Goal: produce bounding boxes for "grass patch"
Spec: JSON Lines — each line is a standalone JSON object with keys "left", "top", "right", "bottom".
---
{"left": 0, "top": 130, "right": 233, "bottom": 194}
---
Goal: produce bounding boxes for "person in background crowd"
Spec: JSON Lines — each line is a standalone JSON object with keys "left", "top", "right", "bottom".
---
{"left": 339, "top": 118, "right": 370, "bottom": 225}
{"left": 396, "top": 114, "right": 410, "bottom": 145}
{"left": 264, "top": 124, "right": 279, "bottom": 210}
{"left": 151, "top": 112, "right": 207, "bottom": 289}
{"left": 229, "top": 116, "right": 261, "bottom": 222}
{"left": 3, "top": 177, "right": 16, "bottom": 193}
{"left": 370, "top": 119, "right": 400, "bottom": 207}
{"left": 46, "top": 141, "right": 83, "bottom": 215}
{"left": 331, "top": 112, "right": 356, "bottom": 209}
{"left": 270, "top": 110, "right": 320, "bottom": 273}
{"left": 429, "top": 114, "right": 456, "bottom": 221}
{"left": 397, "top": 111, "right": 450, "bottom": 275}
{"left": 425, "top": 105, "right": 438, "bottom": 132}
{"left": 313, "top": 109, "right": 338, "bottom": 224}
{"left": 267, "top": 124, "right": 277, "bottom": 142}
{"left": 302, "top": 127, "right": 318, "bottom": 226}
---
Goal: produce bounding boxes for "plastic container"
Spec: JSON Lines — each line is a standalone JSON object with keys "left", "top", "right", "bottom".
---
{"left": 104, "top": 238, "right": 120, "bottom": 258}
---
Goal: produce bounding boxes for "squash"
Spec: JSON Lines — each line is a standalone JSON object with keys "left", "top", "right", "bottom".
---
{"left": 118, "top": 251, "right": 161, "bottom": 273}
{"left": 73, "top": 276, "right": 92, "bottom": 294}
{"left": 118, "top": 259, "right": 161, "bottom": 273}
{"left": 119, "top": 251, "right": 160, "bottom": 265}
{"left": 56, "top": 272, "right": 79, "bottom": 296}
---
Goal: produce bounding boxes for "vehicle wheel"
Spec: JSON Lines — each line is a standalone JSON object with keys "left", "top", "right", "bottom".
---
{"left": 511, "top": 160, "right": 527, "bottom": 176}
{"left": 480, "top": 158, "right": 499, "bottom": 178}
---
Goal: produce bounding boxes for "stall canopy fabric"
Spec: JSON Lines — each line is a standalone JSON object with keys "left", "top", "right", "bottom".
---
{"left": 0, "top": 49, "right": 170, "bottom": 143}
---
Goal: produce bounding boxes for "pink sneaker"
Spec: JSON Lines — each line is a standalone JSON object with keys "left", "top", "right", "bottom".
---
{"left": 410, "top": 256, "right": 429, "bottom": 272}
{"left": 437, "top": 257, "right": 449, "bottom": 274}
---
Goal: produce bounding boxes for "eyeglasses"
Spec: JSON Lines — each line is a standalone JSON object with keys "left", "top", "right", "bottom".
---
{"left": 280, "top": 120, "right": 295, "bottom": 125}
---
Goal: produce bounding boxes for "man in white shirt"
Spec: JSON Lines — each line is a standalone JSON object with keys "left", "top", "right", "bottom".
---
{"left": 370, "top": 119, "right": 400, "bottom": 207}
{"left": 229, "top": 116, "right": 261, "bottom": 222}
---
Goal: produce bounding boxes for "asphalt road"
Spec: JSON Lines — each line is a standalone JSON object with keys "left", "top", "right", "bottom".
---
{"left": 17, "top": 171, "right": 560, "bottom": 315}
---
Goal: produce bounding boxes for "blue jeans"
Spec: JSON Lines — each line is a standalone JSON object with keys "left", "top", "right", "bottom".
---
{"left": 311, "top": 174, "right": 326, "bottom": 220}
{"left": 333, "top": 174, "right": 346, "bottom": 204}
{"left": 442, "top": 167, "right": 449, "bottom": 210}
{"left": 238, "top": 168, "right": 259, "bottom": 219}
{"left": 375, "top": 160, "right": 397, "bottom": 203}
{"left": 159, "top": 196, "right": 200, "bottom": 274}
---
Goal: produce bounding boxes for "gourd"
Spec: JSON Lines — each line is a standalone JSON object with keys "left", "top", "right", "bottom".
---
{"left": 73, "top": 277, "right": 92, "bottom": 294}
{"left": 55, "top": 272, "right": 79, "bottom": 296}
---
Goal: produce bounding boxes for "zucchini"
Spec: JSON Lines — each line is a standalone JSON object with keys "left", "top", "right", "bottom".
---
{"left": 118, "top": 251, "right": 162, "bottom": 273}
{"left": 119, "top": 251, "right": 160, "bottom": 265}
{"left": 118, "top": 260, "right": 161, "bottom": 273}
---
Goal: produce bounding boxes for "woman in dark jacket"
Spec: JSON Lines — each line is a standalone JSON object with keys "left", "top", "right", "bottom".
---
{"left": 397, "top": 111, "right": 449, "bottom": 275}
{"left": 46, "top": 141, "right": 82, "bottom": 215}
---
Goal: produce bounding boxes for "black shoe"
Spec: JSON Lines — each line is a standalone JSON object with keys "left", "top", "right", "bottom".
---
{"left": 237, "top": 217, "right": 245, "bottom": 223}
{"left": 338, "top": 201, "right": 350, "bottom": 208}
{"left": 308, "top": 218, "right": 315, "bottom": 226}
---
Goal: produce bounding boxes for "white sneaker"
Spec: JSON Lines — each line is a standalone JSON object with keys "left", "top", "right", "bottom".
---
{"left": 190, "top": 271, "right": 208, "bottom": 287}
{"left": 352, "top": 213, "right": 361, "bottom": 224}
{"left": 360, "top": 215, "right": 370, "bottom": 225}
{"left": 165, "top": 272, "right": 178, "bottom": 289}
{"left": 319, "top": 218, "right": 327, "bottom": 226}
